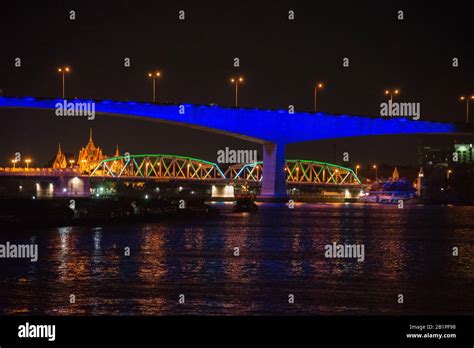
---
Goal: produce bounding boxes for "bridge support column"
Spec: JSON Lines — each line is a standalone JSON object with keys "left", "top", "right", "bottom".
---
{"left": 257, "top": 142, "right": 288, "bottom": 202}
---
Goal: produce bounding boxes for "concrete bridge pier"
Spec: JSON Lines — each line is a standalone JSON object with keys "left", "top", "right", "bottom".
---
{"left": 257, "top": 142, "right": 288, "bottom": 202}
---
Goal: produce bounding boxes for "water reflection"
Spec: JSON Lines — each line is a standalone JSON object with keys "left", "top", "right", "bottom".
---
{"left": 0, "top": 204, "right": 472, "bottom": 315}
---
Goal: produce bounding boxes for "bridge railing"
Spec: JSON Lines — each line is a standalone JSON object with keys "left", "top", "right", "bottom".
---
{"left": 0, "top": 167, "right": 82, "bottom": 176}
{"left": 0, "top": 157, "right": 360, "bottom": 186}
{"left": 226, "top": 160, "right": 361, "bottom": 185}
{"left": 90, "top": 154, "right": 226, "bottom": 181}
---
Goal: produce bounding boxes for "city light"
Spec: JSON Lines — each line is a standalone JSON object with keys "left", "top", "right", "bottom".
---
{"left": 230, "top": 76, "right": 244, "bottom": 107}
{"left": 148, "top": 71, "right": 161, "bottom": 103}
{"left": 57, "top": 66, "right": 71, "bottom": 98}
{"left": 314, "top": 82, "right": 324, "bottom": 112}
{"left": 459, "top": 95, "right": 474, "bottom": 123}
{"left": 25, "top": 158, "right": 31, "bottom": 169}
{"left": 384, "top": 89, "right": 400, "bottom": 102}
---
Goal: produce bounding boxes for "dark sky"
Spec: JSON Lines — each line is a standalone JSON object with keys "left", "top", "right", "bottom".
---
{"left": 0, "top": 0, "right": 473, "bottom": 168}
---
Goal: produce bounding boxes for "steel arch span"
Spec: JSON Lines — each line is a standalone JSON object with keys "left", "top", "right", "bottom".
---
{"left": 90, "top": 154, "right": 226, "bottom": 181}
{"left": 226, "top": 160, "right": 361, "bottom": 186}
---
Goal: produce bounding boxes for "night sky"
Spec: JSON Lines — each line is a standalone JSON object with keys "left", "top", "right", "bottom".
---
{"left": 0, "top": 0, "right": 472, "bottom": 168}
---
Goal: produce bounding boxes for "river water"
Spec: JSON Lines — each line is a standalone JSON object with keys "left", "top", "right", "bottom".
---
{"left": 0, "top": 203, "right": 473, "bottom": 315}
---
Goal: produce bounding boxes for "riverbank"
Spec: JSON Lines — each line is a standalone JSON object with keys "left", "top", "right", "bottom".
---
{"left": 2, "top": 195, "right": 473, "bottom": 230}
{"left": 0, "top": 197, "right": 218, "bottom": 229}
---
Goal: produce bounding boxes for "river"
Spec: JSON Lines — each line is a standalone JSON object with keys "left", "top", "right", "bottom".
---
{"left": 0, "top": 203, "right": 473, "bottom": 315}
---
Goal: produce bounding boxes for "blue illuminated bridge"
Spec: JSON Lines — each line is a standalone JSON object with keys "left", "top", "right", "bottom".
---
{"left": 0, "top": 96, "right": 470, "bottom": 200}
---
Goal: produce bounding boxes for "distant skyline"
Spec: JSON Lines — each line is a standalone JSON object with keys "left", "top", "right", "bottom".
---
{"left": 1, "top": 1, "right": 472, "bottom": 167}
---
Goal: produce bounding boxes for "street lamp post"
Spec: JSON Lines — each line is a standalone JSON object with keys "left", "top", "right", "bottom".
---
{"left": 25, "top": 158, "right": 31, "bottom": 169}
{"left": 230, "top": 77, "right": 244, "bottom": 107}
{"left": 460, "top": 95, "right": 474, "bottom": 123}
{"left": 384, "top": 89, "right": 400, "bottom": 102}
{"left": 373, "top": 164, "right": 378, "bottom": 181}
{"left": 447, "top": 169, "right": 452, "bottom": 180}
{"left": 314, "top": 82, "right": 324, "bottom": 112}
{"left": 148, "top": 72, "right": 161, "bottom": 103}
{"left": 69, "top": 159, "right": 75, "bottom": 168}
{"left": 355, "top": 164, "right": 360, "bottom": 176}
{"left": 11, "top": 159, "right": 17, "bottom": 169}
{"left": 58, "top": 67, "right": 70, "bottom": 99}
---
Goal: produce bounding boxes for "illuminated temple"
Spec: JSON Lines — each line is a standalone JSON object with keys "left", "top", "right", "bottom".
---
{"left": 52, "top": 143, "right": 67, "bottom": 169}
{"left": 52, "top": 129, "right": 119, "bottom": 174}
{"left": 77, "top": 129, "right": 105, "bottom": 173}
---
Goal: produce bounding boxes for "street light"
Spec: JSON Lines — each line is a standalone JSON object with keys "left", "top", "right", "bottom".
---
{"left": 57, "top": 66, "right": 70, "bottom": 99}
{"left": 372, "top": 164, "right": 378, "bottom": 181}
{"left": 355, "top": 164, "right": 360, "bottom": 176}
{"left": 384, "top": 89, "right": 400, "bottom": 102}
{"left": 11, "top": 159, "right": 17, "bottom": 169}
{"left": 148, "top": 71, "right": 161, "bottom": 103}
{"left": 230, "top": 77, "right": 244, "bottom": 107}
{"left": 460, "top": 95, "right": 474, "bottom": 123}
{"left": 69, "top": 159, "right": 75, "bottom": 168}
{"left": 447, "top": 169, "right": 452, "bottom": 180}
{"left": 314, "top": 82, "right": 324, "bottom": 112}
{"left": 25, "top": 158, "right": 31, "bottom": 169}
